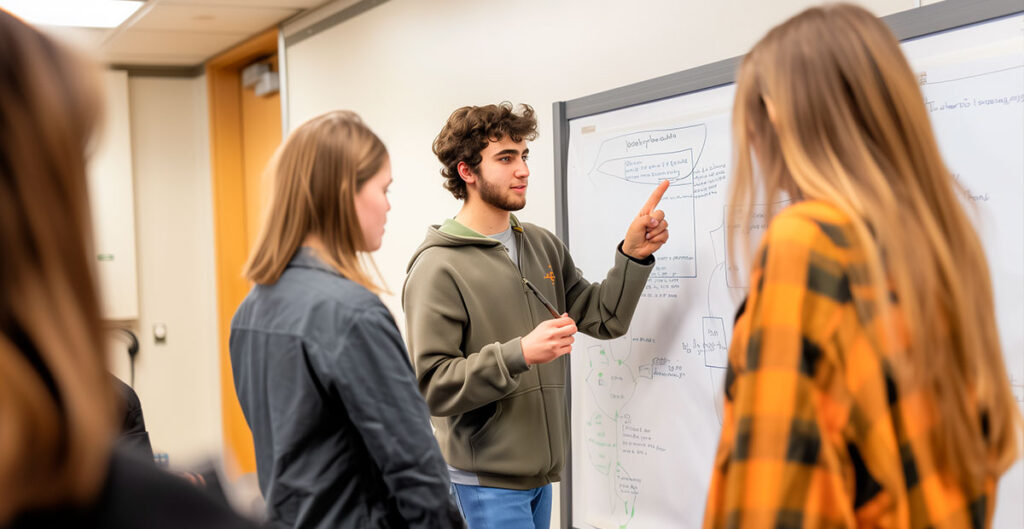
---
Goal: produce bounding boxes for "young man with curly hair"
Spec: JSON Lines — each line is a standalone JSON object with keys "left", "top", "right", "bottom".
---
{"left": 402, "top": 102, "right": 670, "bottom": 528}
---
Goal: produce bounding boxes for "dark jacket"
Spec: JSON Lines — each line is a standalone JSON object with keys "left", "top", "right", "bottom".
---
{"left": 6, "top": 449, "right": 259, "bottom": 529}
{"left": 111, "top": 375, "right": 154, "bottom": 461}
{"left": 230, "top": 248, "right": 463, "bottom": 529}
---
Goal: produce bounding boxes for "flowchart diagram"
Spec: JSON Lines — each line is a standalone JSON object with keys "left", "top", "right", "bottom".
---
{"left": 568, "top": 89, "right": 744, "bottom": 528}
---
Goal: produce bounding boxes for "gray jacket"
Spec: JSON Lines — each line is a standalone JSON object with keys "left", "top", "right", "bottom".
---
{"left": 231, "top": 248, "right": 464, "bottom": 529}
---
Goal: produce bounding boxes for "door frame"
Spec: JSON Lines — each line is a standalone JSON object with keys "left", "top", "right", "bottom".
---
{"left": 205, "top": 28, "right": 279, "bottom": 477}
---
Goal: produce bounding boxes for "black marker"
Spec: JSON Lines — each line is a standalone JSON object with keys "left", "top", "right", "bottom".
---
{"left": 523, "top": 278, "right": 561, "bottom": 318}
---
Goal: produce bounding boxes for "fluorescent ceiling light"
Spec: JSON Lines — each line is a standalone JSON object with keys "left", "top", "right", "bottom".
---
{"left": 0, "top": 1, "right": 144, "bottom": 29}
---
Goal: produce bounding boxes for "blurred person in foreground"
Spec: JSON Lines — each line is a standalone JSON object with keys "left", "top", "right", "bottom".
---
{"left": 230, "top": 110, "right": 464, "bottom": 529}
{"left": 0, "top": 9, "right": 259, "bottom": 529}
{"left": 704, "top": 4, "right": 1021, "bottom": 528}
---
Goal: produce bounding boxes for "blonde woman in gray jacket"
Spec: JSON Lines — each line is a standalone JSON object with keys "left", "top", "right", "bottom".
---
{"left": 231, "top": 111, "right": 464, "bottom": 529}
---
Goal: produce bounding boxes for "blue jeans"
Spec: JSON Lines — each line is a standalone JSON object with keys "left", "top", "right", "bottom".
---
{"left": 451, "top": 483, "right": 552, "bottom": 529}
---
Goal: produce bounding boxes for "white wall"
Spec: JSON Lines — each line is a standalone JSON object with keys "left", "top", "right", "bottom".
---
{"left": 107, "top": 75, "right": 222, "bottom": 469}
{"left": 88, "top": 70, "right": 139, "bottom": 321}
{"left": 283, "top": 1, "right": 916, "bottom": 525}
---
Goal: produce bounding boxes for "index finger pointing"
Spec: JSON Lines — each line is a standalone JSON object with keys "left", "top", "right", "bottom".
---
{"left": 639, "top": 180, "right": 670, "bottom": 215}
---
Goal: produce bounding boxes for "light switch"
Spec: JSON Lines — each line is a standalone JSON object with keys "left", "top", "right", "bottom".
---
{"left": 153, "top": 323, "right": 167, "bottom": 344}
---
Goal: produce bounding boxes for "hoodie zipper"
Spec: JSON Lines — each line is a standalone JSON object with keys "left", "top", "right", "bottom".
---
{"left": 499, "top": 229, "right": 535, "bottom": 322}
{"left": 510, "top": 228, "right": 561, "bottom": 319}
{"left": 508, "top": 226, "right": 556, "bottom": 474}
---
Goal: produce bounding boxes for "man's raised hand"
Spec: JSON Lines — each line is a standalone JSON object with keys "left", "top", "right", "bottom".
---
{"left": 622, "top": 179, "right": 670, "bottom": 260}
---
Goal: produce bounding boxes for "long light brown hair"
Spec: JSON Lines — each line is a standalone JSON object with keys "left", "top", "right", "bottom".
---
{"left": 0, "top": 10, "right": 115, "bottom": 522}
{"left": 245, "top": 110, "right": 388, "bottom": 292}
{"left": 729, "top": 3, "right": 1019, "bottom": 485}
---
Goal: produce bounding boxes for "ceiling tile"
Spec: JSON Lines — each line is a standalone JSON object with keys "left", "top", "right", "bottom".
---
{"left": 38, "top": 26, "right": 112, "bottom": 51}
{"left": 103, "top": 53, "right": 210, "bottom": 67}
{"left": 160, "top": 0, "right": 325, "bottom": 8}
{"left": 131, "top": 4, "right": 298, "bottom": 33}
{"left": 102, "top": 29, "right": 248, "bottom": 58}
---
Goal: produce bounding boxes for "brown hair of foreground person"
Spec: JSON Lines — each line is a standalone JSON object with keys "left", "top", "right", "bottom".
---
{"left": 0, "top": 8, "right": 115, "bottom": 524}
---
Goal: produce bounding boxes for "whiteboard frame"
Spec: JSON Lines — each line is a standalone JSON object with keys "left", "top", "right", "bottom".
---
{"left": 552, "top": 1, "right": 1024, "bottom": 527}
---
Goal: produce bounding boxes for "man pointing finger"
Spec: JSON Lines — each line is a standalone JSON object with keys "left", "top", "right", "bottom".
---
{"left": 403, "top": 102, "right": 669, "bottom": 529}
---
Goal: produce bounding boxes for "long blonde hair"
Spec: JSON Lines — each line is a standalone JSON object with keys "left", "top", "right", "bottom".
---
{"left": 729, "top": 3, "right": 1020, "bottom": 485}
{"left": 245, "top": 110, "right": 388, "bottom": 292}
{"left": 0, "top": 10, "right": 115, "bottom": 522}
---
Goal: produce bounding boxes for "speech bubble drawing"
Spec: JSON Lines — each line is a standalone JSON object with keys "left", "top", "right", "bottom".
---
{"left": 587, "top": 124, "right": 708, "bottom": 185}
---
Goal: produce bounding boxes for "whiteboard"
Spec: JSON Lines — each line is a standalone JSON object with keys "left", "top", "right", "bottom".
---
{"left": 559, "top": 6, "right": 1023, "bottom": 529}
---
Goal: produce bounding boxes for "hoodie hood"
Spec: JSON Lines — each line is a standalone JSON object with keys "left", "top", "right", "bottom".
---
{"left": 406, "top": 215, "right": 523, "bottom": 273}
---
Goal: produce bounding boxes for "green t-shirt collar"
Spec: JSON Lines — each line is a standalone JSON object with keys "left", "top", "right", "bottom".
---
{"left": 439, "top": 214, "right": 522, "bottom": 238}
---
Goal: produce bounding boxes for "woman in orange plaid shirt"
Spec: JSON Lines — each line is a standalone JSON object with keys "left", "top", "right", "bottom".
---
{"left": 705, "top": 4, "right": 1022, "bottom": 528}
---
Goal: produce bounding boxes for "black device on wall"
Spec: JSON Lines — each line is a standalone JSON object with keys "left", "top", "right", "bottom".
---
{"left": 112, "top": 327, "right": 140, "bottom": 386}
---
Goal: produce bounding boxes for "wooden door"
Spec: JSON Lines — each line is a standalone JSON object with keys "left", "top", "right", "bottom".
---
{"left": 206, "top": 29, "right": 281, "bottom": 477}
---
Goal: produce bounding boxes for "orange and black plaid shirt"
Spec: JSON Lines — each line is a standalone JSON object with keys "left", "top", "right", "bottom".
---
{"left": 704, "top": 201, "right": 996, "bottom": 529}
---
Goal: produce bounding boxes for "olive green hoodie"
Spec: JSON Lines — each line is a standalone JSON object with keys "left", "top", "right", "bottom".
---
{"left": 402, "top": 216, "right": 653, "bottom": 489}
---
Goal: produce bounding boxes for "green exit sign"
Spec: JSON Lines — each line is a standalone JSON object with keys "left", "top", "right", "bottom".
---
{"left": 97, "top": 254, "right": 115, "bottom": 262}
